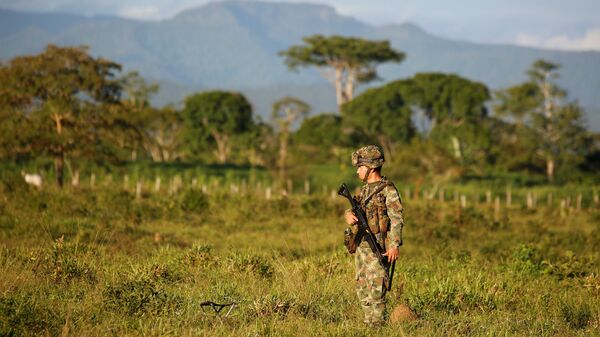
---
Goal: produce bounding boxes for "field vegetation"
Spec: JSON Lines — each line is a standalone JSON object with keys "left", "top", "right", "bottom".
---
{"left": 0, "top": 170, "right": 599, "bottom": 336}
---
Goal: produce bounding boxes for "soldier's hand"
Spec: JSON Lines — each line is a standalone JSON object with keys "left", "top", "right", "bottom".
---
{"left": 344, "top": 210, "right": 358, "bottom": 225}
{"left": 383, "top": 247, "right": 399, "bottom": 262}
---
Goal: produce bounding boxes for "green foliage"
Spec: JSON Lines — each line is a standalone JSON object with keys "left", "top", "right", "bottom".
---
{"left": 183, "top": 90, "right": 255, "bottom": 163}
{"left": 342, "top": 80, "right": 416, "bottom": 149}
{"left": 408, "top": 275, "right": 498, "bottom": 315}
{"left": 0, "top": 45, "right": 130, "bottom": 186}
{"left": 494, "top": 59, "right": 592, "bottom": 182}
{"left": 280, "top": 34, "right": 405, "bottom": 107}
{"left": 559, "top": 298, "right": 592, "bottom": 330}
{"left": 104, "top": 276, "right": 183, "bottom": 316}
{"left": 226, "top": 252, "right": 274, "bottom": 279}
{"left": 0, "top": 292, "right": 61, "bottom": 337}
{"left": 411, "top": 73, "right": 490, "bottom": 124}
{"left": 179, "top": 189, "right": 209, "bottom": 212}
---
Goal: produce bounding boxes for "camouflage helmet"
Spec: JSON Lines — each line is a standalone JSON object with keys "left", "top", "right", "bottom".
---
{"left": 352, "top": 145, "right": 385, "bottom": 168}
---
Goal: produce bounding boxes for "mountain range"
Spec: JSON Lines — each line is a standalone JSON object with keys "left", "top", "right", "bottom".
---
{"left": 1, "top": 1, "right": 599, "bottom": 130}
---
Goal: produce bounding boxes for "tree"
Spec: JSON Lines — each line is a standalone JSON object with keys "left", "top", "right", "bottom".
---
{"left": 271, "top": 97, "right": 310, "bottom": 182}
{"left": 0, "top": 45, "right": 127, "bottom": 186}
{"left": 294, "top": 113, "right": 350, "bottom": 163}
{"left": 341, "top": 79, "right": 416, "bottom": 160}
{"left": 241, "top": 120, "right": 276, "bottom": 168}
{"left": 183, "top": 91, "right": 254, "bottom": 164}
{"left": 280, "top": 35, "right": 405, "bottom": 110}
{"left": 119, "top": 72, "right": 183, "bottom": 162}
{"left": 410, "top": 73, "right": 491, "bottom": 167}
{"left": 495, "top": 59, "right": 590, "bottom": 181}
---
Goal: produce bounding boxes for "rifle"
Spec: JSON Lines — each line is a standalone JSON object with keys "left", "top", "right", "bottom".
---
{"left": 338, "top": 183, "right": 396, "bottom": 291}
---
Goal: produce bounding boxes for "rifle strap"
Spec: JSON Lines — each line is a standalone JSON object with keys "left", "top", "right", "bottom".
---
{"left": 361, "top": 179, "right": 393, "bottom": 207}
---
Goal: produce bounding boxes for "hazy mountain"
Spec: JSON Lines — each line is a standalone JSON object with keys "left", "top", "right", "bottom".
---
{"left": 1, "top": 1, "right": 599, "bottom": 130}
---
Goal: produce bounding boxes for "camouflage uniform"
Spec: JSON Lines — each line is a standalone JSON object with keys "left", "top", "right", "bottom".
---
{"left": 349, "top": 145, "right": 404, "bottom": 326}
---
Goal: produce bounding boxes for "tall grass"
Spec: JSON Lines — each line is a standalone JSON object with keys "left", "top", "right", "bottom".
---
{"left": 0, "top": 174, "right": 599, "bottom": 336}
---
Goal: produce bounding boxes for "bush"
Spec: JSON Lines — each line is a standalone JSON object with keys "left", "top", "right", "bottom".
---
{"left": 560, "top": 298, "right": 591, "bottom": 330}
{"left": 226, "top": 252, "right": 273, "bottom": 279}
{"left": 179, "top": 189, "right": 209, "bottom": 212}
{"left": 0, "top": 292, "right": 60, "bottom": 337}
{"left": 104, "top": 277, "right": 182, "bottom": 316}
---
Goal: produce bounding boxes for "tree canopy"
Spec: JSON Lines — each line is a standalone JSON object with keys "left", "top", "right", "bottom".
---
{"left": 183, "top": 91, "right": 254, "bottom": 163}
{"left": 494, "top": 59, "right": 590, "bottom": 181}
{"left": 280, "top": 35, "right": 405, "bottom": 109}
{"left": 0, "top": 44, "right": 128, "bottom": 186}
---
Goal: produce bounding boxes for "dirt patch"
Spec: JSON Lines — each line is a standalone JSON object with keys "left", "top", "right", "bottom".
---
{"left": 390, "top": 304, "right": 418, "bottom": 323}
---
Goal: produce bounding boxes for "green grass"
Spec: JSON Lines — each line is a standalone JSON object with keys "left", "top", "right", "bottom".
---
{"left": 0, "top": 176, "right": 599, "bottom": 336}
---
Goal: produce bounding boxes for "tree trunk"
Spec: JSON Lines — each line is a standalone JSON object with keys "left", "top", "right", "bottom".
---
{"left": 52, "top": 112, "right": 65, "bottom": 187}
{"left": 334, "top": 67, "right": 345, "bottom": 111}
{"left": 376, "top": 135, "right": 394, "bottom": 163}
{"left": 546, "top": 158, "right": 555, "bottom": 182}
{"left": 344, "top": 67, "right": 356, "bottom": 103}
{"left": 55, "top": 151, "right": 65, "bottom": 187}
{"left": 278, "top": 131, "right": 289, "bottom": 182}
{"left": 211, "top": 130, "right": 229, "bottom": 164}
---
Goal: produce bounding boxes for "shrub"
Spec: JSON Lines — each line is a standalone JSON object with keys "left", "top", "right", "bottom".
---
{"left": 226, "top": 252, "right": 273, "bottom": 279}
{"left": 103, "top": 277, "right": 182, "bottom": 316}
{"left": 560, "top": 298, "right": 591, "bottom": 330}
{"left": 32, "top": 236, "right": 97, "bottom": 284}
{"left": 0, "top": 292, "right": 60, "bottom": 336}
{"left": 180, "top": 189, "right": 209, "bottom": 212}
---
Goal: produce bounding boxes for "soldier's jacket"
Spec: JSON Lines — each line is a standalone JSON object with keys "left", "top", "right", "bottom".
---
{"left": 354, "top": 177, "right": 403, "bottom": 250}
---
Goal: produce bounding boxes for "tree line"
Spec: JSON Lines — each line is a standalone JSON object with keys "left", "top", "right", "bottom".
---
{"left": 1, "top": 36, "right": 598, "bottom": 187}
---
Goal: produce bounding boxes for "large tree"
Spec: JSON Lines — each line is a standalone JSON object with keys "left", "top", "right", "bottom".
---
{"left": 280, "top": 35, "right": 405, "bottom": 110}
{"left": 120, "top": 72, "right": 183, "bottom": 162}
{"left": 0, "top": 45, "right": 128, "bottom": 186}
{"left": 410, "top": 73, "right": 491, "bottom": 166}
{"left": 495, "top": 59, "right": 589, "bottom": 181}
{"left": 271, "top": 97, "right": 310, "bottom": 182}
{"left": 341, "top": 79, "right": 416, "bottom": 160}
{"left": 183, "top": 91, "right": 254, "bottom": 164}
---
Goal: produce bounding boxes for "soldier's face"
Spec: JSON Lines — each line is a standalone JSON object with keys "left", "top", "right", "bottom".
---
{"left": 357, "top": 165, "right": 369, "bottom": 181}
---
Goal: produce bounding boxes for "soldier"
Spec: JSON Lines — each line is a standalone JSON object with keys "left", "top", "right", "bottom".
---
{"left": 343, "top": 145, "right": 404, "bottom": 327}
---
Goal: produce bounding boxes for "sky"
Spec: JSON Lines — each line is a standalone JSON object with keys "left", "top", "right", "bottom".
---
{"left": 1, "top": 0, "right": 599, "bottom": 50}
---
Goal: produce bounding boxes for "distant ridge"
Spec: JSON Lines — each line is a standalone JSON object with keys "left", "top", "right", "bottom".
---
{"left": 0, "top": 1, "right": 599, "bottom": 130}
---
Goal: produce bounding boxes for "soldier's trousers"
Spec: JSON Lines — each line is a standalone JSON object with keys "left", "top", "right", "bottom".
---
{"left": 354, "top": 241, "right": 388, "bottom": 325}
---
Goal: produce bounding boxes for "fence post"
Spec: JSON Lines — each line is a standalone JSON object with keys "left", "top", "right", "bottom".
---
{"left": 560, "top": 199, "right": 566, "bottom": 218}
{"left": 71, "top": 170, "right": 79, "bottom": 187}
{"left": 486, "top": 190, "right": 492, "bottom": 204}
{"left": 494, "top": 197, "right": 501, "bottom": 222}
{"left": 526, "top": 191, "right": 533, "bottom": 209}
{"left": 460, "top": 195, "right": 467, "bottom": 209}
{"left": 304, "top": 179, "right": 310, "bottom": 195}
{"left": 154, "top": 177, "right": 161, "bottom": 192}
{"left": 136, "top": 180, "right": 142, "bottom": 199}
{"left": 123, "top": 175, "right": 129, "bottom": 190}
{"left": 90, "top": 173, "right": 96, "bottom": 188}
{"left": 265, "top": 187, "right": 272, "bottom": 200}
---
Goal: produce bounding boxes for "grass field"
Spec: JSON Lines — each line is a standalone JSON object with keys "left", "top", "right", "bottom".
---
{"left": 0, "top": 174, "right": 599, "bottom": 336}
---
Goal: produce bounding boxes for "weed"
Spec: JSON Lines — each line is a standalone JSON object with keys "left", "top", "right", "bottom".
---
{"left": 559, "top": 298, "right": 591, "bottom": 330}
